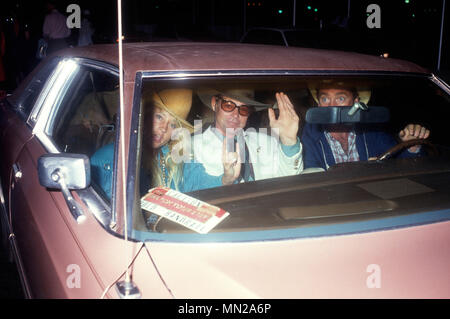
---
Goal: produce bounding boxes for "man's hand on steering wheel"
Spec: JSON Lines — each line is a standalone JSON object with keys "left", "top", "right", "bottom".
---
{"left": 398, "top": 124, "right": 430, "bottom": 153}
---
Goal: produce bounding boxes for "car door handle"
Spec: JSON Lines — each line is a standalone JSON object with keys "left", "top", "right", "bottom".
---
{"left": 12, "top": 163, "right": 22, "bottom": 180}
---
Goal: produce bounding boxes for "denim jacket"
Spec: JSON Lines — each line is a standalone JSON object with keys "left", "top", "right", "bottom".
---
{"left": 301, "top": 123, "right": 422, "bottom": 170}
{"left": 90, "top": 143, "right": 223, "bottom": 199}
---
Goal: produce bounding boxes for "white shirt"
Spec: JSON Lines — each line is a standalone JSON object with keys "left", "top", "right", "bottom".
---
{"left": 192, "top": 126, "right": 303, "bottom": 181}
{"left": 43, "top": 9, "right": 71, "bottom": 40}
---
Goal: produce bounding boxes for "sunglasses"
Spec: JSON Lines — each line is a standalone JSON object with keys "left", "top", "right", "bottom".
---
{"left": 216, "top": 96, "right": 254, "bottom": 117}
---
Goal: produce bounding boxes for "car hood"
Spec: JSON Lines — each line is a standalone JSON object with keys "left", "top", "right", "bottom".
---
{"left": 143, "top": 218, "right": 450, "bottom": 298}
{"left": 133, "top": 157, "right": 450, "bottom": 298}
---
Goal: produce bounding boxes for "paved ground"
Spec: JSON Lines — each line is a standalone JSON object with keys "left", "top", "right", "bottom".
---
{"left": 0, "top": 246, "right": 24, "bottom": 299}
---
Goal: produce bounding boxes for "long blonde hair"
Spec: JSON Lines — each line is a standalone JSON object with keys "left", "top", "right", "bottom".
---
{"left": 143, "top": 107, "right": 191, "bottom": 191}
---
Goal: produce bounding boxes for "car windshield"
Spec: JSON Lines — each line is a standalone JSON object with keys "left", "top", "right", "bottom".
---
{"left": 128, "top": 74, "right": 450, "bottom": 241}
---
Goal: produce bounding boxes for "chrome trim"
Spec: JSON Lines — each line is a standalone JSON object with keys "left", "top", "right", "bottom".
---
{"left": 33, "top": 133, "right": 59, "bottom": 154}
{"left": 0, "top": 175, "right": 10, "bottom": 246}
{"left": 32, "top": 59, "right": 79, "bottom": 153}
{"left": 16, "top": 58, "right": 60, "bottom": 126}
{"left": 44, "top": 70, "right": 86, "bottom": 136}
{"left": 35, "top": 149, "right": 113, "bottom": 229}
{"left": 28, "top": 59, "right": 65, "bottom": 126}
{"left": 50, "top": 169, "right": 86, "bottom": 224}
{"left": 430, "top": 74, "right": 450, "bottom": 95}
{"left": 0, "top": 175, "right": 32, "bottom": 298}
{"left": 281, "top": 32, "right": 289, "bottom": 47}
{"left": 115, "top": 280, "right": 141, "bottom": 299}
{"left": 123, "top": 72, "right": 143, "bottom": 237}
{"left": 8, "top": 233, "right": 33, "bottom": 298}
{"left": 71, "top": 57, "right": 119, "bottom": 76}
{"left": 141, "top": 70, "right": 430, "bottom": 79}
{"left": 77, "top": 187, "right": 112, "bottom": 229}
{"left": 12, "top": 163, "right": 22, "bottom": 180}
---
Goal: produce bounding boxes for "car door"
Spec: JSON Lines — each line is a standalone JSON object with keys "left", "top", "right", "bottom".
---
{"left": 0, "top": 58, "right": 60, "bottom": 295}
{"left": 5, "top": 58, "right": 120, "bottom": 298}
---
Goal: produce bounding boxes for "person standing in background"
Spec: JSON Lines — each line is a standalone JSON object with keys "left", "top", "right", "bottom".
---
{"left": 43, "top": 1, "right": 70, "bottom": 55}
{"left": 78, "top": 9, "right": 94, "bottom": 46}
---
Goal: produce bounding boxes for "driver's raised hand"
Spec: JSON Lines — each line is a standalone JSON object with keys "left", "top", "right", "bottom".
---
{"left": 398, "top": 124, "right": 430, "bottom": 153}
{"left": 268, "top": 92, "right": 299, "bottom": 146}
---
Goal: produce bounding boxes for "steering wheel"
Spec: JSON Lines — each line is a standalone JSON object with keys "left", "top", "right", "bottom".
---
{"left": 375, "top": 138, "right": 438, "bottom": 161}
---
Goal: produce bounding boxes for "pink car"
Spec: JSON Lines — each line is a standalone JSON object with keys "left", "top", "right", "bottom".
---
{"left": 0, "top": 42, "right": 449, "bottom": 299}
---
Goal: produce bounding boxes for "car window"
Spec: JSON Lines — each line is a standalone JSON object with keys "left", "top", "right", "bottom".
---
{"left": 48, "top": 64, "right": 119, "bottom": 199}
{"left": 8, "top": 58, "right": 59, "bottom": 120}
{"left": 129, "top": 74, "right": 450, "bottom": 239}
{"left": 242, "top": 29, "right": 286, "bottom": 46}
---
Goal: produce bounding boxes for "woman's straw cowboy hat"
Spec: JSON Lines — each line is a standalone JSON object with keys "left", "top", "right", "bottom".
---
{"left": 149, "top": 88, "right": 194, "bottom": 133}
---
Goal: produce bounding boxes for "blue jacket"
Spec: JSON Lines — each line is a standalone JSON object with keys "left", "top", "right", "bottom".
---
{"left": 301, "top": 123, "right": 422, "bottom": 169}
{"left": 90, "top": 143, "right": 223, "bottom": 199}
{"left": 90, "top": 143, "right": 115, "bottom": 197}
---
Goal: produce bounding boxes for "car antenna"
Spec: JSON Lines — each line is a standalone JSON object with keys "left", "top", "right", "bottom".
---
{"left": 114, "top": 0, "right": 141, "bottom": 299}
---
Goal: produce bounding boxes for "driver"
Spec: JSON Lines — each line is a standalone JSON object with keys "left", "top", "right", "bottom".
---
{"left": 301, "top": 82, "right": 430, "bottom": 169}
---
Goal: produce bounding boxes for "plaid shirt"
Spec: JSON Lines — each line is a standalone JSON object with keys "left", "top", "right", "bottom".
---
{"left": 324, "top": 130, "right": 360, "bottom": 164}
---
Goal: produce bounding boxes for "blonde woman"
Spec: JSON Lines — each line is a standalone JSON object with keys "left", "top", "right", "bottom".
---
{"left": 91, "top": 88, "right": 240, "bottom": 199}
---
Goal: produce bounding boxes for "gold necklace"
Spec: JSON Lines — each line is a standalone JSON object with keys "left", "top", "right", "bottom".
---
{"left": 159, "top": 151, "right": 167, "bottom": 187}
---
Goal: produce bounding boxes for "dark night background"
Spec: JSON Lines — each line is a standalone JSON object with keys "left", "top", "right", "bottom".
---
{"left": 0, "top": 0, "right": 449, "bottom": 298}
{"left": 0, "top": 0, "right": 449, "bottom": 93}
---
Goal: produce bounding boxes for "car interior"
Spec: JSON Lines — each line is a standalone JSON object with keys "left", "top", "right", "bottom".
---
{"left": 131, "top": 75, "right": 450, "bottom": 234}
{"left": 43, "top": 72, "right": 450, "bottom": 231}
{"left": 52, "top": 67, "right": 119, "bottom": 157}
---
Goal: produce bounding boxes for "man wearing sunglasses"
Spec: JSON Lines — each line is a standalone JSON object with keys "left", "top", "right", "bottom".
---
{"left": 193, "top": 89, "right": 304, "bottom": 183}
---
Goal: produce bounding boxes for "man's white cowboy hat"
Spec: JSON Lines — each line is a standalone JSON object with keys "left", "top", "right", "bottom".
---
{"left": 197, "top": 88, "right": 273, "bottom": 112}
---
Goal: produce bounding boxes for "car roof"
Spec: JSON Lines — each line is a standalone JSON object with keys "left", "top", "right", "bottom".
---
{"left": 54, "top": 42, "right": 429, "bottom": 81}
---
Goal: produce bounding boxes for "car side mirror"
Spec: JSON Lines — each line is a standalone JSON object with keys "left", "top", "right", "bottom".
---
{"left": 38, "top": 153, "right": 91, "bottom": 223}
